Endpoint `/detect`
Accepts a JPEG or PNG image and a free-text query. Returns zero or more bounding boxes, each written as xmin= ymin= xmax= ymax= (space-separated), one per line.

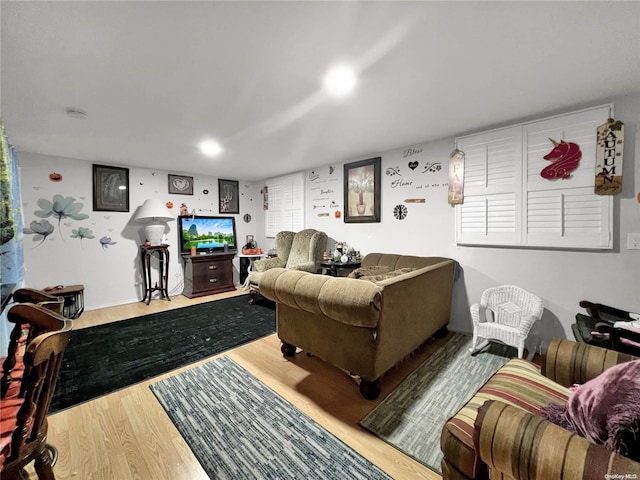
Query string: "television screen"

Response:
xmin=178 ymin=215 xmax=238 ymax=255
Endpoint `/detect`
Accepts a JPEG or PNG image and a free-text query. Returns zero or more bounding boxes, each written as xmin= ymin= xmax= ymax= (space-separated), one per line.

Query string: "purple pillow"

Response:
xmin=541 ymin=359 xmax=640 ymax=461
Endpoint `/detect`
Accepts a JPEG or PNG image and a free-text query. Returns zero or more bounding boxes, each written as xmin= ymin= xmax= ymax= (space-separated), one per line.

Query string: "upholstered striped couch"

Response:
xmin=441 ymin=338 xmax=640 ymax=479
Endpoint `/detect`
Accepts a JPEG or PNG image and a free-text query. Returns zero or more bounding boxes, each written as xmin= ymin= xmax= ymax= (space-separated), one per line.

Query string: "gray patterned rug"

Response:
xmin=359 ymin=333 xmax=515 ymax=474
xmin=150 ymin=356 xmax=391 ymax=480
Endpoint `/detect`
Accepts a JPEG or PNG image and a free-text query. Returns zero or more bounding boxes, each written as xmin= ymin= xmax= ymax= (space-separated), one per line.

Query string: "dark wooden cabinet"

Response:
xmin=182 ymin=253 xmax=236 ymax=298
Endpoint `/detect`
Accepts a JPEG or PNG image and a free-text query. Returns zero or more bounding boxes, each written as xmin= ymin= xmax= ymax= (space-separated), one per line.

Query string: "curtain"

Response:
xmin=1 ymin=120 xmax=25 ymax=352
xmin=1 ymin=120 xmax=24 ymax=288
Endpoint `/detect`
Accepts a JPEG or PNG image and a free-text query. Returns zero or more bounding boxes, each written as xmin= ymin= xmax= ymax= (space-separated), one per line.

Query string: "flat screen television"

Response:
xmin=177 ymin=215 xmax=238 ymax=255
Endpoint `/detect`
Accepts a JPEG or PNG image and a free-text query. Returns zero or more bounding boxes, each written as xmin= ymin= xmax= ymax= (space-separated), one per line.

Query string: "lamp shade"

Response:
xmin=134 ymin=199 xmax=175 ymax=223
xmin=134 ymin=199 xmax=175 ymax=245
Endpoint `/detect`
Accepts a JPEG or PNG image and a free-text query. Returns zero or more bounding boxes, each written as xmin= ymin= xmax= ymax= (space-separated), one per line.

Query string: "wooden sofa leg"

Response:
xmin=359 ymin=379 xmax=381 ymax=400
xmin=433 ymin=325 xmax=449 ymax=339
xmin=281 ymin=342 xmax=296 ymax=357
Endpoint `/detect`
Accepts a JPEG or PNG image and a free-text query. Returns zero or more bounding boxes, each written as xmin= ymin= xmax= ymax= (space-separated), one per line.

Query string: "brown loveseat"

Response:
xmin=441 ymin=338 xmax=640 ymax=479
xmin=259 ymin=253 xmax=457 ymax=399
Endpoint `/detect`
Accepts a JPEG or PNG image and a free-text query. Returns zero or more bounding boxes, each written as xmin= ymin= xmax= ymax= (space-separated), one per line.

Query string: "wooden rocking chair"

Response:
xmin=0 ymin=303 xmax=72 ymax=480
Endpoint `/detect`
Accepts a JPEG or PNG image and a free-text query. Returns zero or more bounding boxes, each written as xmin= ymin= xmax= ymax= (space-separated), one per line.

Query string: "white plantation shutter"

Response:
xmin=456 ymin=105 xmax=613 ymax=249
xmin=265 ymin=173 xmax=304 ymax=238
xmin=456 ymin=126 xmax=522 ymax=245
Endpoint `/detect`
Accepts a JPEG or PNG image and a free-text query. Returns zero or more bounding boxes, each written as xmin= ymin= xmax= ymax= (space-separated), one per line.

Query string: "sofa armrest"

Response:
xmin=259 ymin=268 xmax=383 ymax=328
xmin=253 ymin=257 xmax=286 ymax=272
xmin=476 ymin=400 xmax=640 ymax=479
xmin=287 ymin=261 xmax=317 ymax=273
xmin=543 ymin=338 xmax=638 ymax=387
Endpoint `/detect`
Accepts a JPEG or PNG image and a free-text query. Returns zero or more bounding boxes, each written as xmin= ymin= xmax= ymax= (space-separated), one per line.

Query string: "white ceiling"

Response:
xmin=2 ymin=1 xmax=639 ymax=182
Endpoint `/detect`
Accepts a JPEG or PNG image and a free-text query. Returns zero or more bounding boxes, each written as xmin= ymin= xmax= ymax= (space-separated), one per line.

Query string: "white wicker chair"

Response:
xmin=469 ymin=285 xmax=544 ymax=358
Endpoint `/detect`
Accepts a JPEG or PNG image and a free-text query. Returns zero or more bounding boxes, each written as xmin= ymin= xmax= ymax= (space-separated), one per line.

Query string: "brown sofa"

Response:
xmin=441 ymin=338 xmax=640 ymax=479
xmin=259 ymin=253 xmax=457 ymax=399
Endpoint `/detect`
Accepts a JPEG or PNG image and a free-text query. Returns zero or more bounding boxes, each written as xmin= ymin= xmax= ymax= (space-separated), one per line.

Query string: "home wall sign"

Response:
xmin=540 ymin=139 xmax=582 ymax=180
xmin=594 ymin=118 xmax=624 ymax=195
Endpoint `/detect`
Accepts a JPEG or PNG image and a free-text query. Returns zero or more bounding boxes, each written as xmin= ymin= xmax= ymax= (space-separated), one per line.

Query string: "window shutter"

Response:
xmin=456 ymin=126 xmax=522 ymax=245
xmin=456 ymin=104 xmax=613 ymax=249
xmin=523 ymin=105 xmax=612 ymax=248
xmin=265 ymin=173 xmax=304 ymax=238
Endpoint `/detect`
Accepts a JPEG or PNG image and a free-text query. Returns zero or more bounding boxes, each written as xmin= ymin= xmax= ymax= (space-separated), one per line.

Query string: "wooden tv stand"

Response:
xmin=182 ymin=252 xmax=236 ymax=298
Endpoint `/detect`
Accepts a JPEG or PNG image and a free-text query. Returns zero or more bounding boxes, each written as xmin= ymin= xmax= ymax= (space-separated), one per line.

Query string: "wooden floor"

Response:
xmin=35 ymin=290 xmax=448 ymax=480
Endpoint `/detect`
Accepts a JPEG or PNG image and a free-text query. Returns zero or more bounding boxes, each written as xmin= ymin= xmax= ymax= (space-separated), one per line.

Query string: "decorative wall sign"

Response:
xmin=93 ymin=164 xmax=130 ymax=212
xmin=595 ymin=118 xmax=624 ymax=195
xmin=218 ymin=179 xmax=239 ymax=214
xmin=168 ymin=174 xmax=194 ymax=195
xmin=404 ymin=198 xmax=425 ymax=203
xmin=540 ymin=139 xmax=582 ymax=180
xmin=344 ymin=157 xmax=381 ymax=223
xmin=448 ymin=149 xmax=464 ymax=204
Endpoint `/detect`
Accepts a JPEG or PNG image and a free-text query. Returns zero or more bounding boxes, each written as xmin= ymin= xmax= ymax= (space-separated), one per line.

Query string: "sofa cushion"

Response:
xmin=347 ymin=265 xmax=391 ymax=278
xmin=356 ymin=267 xmax=417 ymax=283
xmin=542 ymin=359 xmax=640 ymax=461
xmin=441 ymin=358 xmax=570 ymax=479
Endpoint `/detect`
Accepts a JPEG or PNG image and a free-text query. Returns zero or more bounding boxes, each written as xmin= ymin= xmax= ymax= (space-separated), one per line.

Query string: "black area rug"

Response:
xmin=50 ymin=295 xmax=275 ymax=413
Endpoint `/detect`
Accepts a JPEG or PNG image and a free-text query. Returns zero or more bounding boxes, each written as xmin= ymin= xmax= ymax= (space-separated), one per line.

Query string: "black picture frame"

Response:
xmin=92 ymin=164 xmax=130 ymax=212
xmin=168 ymin=174 xmax=194 ymax=195
xmin=218 ymin=179 xmax=239 ymax=214
xmin=344 ymin=157 xmax=381 ymax=223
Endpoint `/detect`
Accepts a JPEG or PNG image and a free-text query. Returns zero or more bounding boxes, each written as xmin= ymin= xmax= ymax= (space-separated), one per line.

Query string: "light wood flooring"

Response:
xmin=35 ymin=290 xmax=448 ymax=480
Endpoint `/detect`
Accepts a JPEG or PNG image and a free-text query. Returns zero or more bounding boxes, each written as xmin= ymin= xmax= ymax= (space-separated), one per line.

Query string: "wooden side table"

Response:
xmin=320 ymin=261 xmax=361 ymax=277
xmin=140 ymin=245 xmax=171 ymax=305
xmin=45 ymin=284 xmax=85 ymax=319
xmin=238 ymin=253 xmax=266 ymax=289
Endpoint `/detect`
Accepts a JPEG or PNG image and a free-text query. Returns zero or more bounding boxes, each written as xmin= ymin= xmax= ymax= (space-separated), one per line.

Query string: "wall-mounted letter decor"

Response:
xmin=595 ymin=118 xmax=624 ymax=195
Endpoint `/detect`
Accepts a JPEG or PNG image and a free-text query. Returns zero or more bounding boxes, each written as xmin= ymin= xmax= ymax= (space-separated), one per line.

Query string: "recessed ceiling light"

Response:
xmin=323 ymin=65 xmax=357 ymax=97
xmin=199 ymin=140 xmax=222 ymax=157
xmin=66 ymin=108 xmax=88 ymax=120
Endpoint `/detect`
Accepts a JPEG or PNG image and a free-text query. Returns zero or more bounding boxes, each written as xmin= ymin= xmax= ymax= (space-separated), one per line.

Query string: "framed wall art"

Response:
xmin=92 ymin=164 xmax=130 ymax=212
xmin=218 ymin=179 xmax=239 ymax=214
xmin=168 ymin=174 xmax=194 ymax=195
xmin=344 ymin=157 xmax=381 ymax=223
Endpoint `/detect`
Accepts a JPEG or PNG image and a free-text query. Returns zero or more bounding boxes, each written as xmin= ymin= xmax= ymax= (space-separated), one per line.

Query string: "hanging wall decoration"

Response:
xmin=447 ymin=149 xmax=465 ymax=204
xmin=594 ymin=118 xmax=624 ymax=195
xmin=540 ymin=139 xmax=582 ymax=180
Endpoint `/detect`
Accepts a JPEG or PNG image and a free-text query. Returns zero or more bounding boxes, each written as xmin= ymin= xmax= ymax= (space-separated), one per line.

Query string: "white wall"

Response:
xmin=258 ymin=94 xmax=640 ymax=351
xmin=19 ymin=153 xmax=261 ymax=310
xmin=17 ymin=94 xmax=640 ymax=350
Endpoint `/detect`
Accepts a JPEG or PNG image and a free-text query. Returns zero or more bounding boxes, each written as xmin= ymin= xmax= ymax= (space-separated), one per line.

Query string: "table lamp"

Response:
xmin=134 ymin=199 xmax=175 ymax=245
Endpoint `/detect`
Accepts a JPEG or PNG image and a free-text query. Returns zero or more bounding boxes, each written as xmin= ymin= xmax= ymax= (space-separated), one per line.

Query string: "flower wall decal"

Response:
xmin=71 ymin=227 xmax=94 ymax=245
xmin=99 ymin=236 xmax=117 ymax=249
xmin=34 ymin=194 xmax=90 ymax=240
xmin=23 ymin=219 xmax=54 ymax=247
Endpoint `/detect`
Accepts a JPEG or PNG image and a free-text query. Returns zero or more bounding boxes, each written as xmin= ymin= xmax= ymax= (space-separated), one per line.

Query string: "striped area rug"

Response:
xmin=359 ymin=333 xmax=515 ymax=474
xmin=150 ymin=356 xmax=391 ymax=480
